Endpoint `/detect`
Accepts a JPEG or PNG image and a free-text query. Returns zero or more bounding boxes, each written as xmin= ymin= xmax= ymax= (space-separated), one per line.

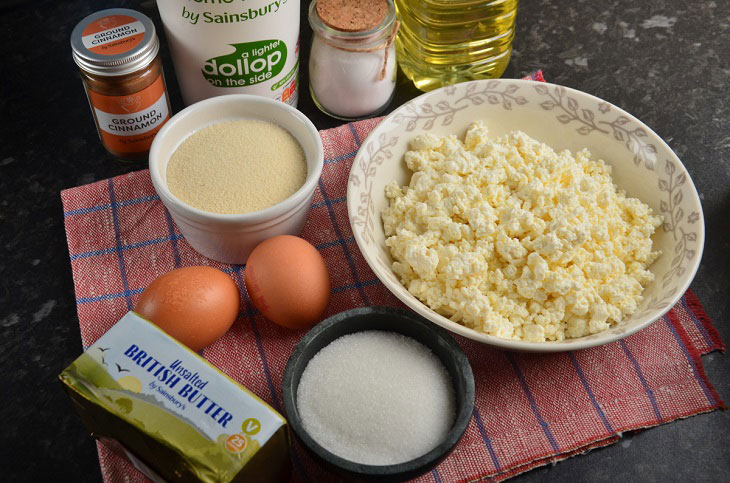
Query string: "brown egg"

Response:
xmin=135 ymin=266 xmax=240 ymax=351
xmin=244 ymin=235 xmax=331 ymax=329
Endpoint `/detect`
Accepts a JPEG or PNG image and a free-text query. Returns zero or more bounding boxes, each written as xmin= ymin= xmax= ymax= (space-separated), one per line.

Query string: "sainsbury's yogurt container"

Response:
xmin=156 ymin=0 xmax=300 ymax=106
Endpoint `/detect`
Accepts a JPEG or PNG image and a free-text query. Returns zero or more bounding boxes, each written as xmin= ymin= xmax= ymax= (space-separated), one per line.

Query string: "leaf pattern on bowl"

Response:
xmin=658 ymin=159 xmax=697 ymax=288
xmin=633 ymin=287 xmax=677 ymax=321
xmin=349 ymin=132 xmax=399 ymax=246
xmin=533 ymin=84 xmax=659 ymax=169
xmin=534 ymin=84 xmax=608 ymax=135
xmin=599 ymin=117 xmax=658 ymax=169
xmin=392 ymin=81 xmax=528 ymax=131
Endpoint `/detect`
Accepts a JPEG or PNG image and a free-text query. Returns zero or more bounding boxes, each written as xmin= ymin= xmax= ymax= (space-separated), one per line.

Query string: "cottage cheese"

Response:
xmin=382 ymin=122 xmax=662 ymax=342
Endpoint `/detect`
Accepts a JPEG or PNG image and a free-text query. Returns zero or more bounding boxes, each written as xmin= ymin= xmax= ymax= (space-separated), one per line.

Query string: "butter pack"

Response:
xmin=60 ymin=312 xmax=289 ymax=482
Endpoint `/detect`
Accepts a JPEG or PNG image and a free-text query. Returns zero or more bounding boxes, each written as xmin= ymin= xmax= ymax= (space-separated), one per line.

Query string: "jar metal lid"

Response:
xmin=70 ymin=8 xmax=159 ymax=76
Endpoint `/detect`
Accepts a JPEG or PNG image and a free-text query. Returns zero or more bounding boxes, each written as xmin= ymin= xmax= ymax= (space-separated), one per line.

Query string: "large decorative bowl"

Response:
xmin=347 ymin=79 xmax=704 ymax=352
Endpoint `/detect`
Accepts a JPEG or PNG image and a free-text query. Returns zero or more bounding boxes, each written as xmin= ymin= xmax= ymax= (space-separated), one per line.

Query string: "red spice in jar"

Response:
xmin=71 ymin=9 xmax=171 ymax=161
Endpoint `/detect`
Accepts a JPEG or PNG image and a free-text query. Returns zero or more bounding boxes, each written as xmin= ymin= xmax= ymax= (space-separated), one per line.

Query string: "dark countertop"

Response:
xmin=1 ymin=0 xmax=728 ymax=481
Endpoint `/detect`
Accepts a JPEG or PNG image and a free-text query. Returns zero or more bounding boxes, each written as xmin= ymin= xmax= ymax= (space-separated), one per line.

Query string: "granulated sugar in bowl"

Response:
xmin=296 ymin=331 xmax=456 ymax=465
xmin=282 ymin=306 xmax=475 ymax=480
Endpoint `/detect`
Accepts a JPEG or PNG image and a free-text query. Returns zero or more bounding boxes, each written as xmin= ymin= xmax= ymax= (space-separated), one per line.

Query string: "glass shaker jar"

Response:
xmin=308 ymin=0 xmax=398 ymax=120
xmin=71 ymin=8 xmax=171 ymax=161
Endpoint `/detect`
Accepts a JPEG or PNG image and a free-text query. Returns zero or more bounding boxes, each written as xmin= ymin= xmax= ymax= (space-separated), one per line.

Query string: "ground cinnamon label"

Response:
xmin=71 ymin=9 xmax=171 ymax=161
xmin=80 ymin=14 xmax=146 ymax=55
xmin=88 ymin=74 xmax=169 ymax=155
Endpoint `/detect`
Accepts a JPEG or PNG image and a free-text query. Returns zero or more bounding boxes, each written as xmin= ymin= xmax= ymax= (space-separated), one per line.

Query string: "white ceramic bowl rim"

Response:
xmin=149 ymin=94 xmax=324 ymax=225
xmin=347 ymin=79 xmax=705 ymax=352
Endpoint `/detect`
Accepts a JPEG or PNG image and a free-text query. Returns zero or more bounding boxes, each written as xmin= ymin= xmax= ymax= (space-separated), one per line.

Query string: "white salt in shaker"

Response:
xmin=308 ymin=0 xmax=398 ymax=120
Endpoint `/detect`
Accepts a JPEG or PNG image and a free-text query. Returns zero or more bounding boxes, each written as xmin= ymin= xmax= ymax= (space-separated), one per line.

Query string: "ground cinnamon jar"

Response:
xmin=71 ymin=9 xmax=171 ymax=161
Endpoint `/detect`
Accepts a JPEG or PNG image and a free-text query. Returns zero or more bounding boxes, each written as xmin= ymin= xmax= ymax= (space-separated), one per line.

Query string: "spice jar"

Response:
xmin=71 ymin=9 xmax=171 ymax=161
xmin=308 ymin=0 xmax=398 ymax=120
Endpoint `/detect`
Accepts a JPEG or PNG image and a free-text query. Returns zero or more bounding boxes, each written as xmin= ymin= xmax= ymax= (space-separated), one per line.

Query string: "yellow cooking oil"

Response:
xmin=395 ymin=0 xmax=519 ymax=91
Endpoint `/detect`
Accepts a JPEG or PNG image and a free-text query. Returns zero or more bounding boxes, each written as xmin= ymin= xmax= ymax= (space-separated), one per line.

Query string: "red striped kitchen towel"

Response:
xmin=61 ymin=71 xmax=725 ymax=483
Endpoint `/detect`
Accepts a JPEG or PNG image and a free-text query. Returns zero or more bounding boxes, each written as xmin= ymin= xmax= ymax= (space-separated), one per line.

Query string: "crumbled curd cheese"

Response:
xmin=382 ymin=122 xmax=662 ymax=342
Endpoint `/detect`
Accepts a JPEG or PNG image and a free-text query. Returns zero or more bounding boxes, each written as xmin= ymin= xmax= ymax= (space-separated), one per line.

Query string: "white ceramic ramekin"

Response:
xmin=149 ymin=94 xmax=323 ymax=264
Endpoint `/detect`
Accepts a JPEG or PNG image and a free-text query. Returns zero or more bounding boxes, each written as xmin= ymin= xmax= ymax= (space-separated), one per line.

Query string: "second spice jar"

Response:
xmin=308 ymin=0 xmax=398 ymax=120
xmin=70 ymin=8 xmax=171 ymax=161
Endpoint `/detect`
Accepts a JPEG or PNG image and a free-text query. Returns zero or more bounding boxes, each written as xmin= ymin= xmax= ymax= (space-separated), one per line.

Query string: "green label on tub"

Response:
xmin=271 ymin=58 xmax=298 ymax=91
xmin=202 ymin=40 xmax=287 ymax=87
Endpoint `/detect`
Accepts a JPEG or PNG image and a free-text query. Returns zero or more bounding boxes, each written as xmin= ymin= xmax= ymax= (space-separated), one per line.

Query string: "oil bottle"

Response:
xmin=395 ymin=0 xmax=519 ymax=91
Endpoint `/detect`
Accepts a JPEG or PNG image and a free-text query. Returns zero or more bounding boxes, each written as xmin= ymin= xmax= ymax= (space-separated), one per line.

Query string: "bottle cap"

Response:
xmin=70 ymin=8 xmax=159 ymax=76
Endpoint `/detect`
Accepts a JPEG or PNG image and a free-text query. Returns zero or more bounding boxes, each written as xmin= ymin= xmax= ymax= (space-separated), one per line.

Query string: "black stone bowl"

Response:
xmin=282 ymin=306 xmax=475 ymax=481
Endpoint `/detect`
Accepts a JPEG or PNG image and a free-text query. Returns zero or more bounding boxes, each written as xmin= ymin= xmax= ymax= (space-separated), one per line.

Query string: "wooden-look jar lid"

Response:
xmin=316 ymin=0 xmax=388 ymax=32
